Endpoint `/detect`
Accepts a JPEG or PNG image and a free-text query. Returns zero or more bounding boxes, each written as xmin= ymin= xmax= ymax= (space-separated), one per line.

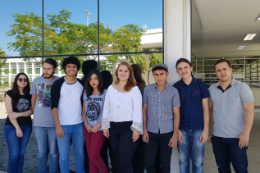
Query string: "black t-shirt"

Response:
xmin=5 ymin=90 xmax=32 ymax=126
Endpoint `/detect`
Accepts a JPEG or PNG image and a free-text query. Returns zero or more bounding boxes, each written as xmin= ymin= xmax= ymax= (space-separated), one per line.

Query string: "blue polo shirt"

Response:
xmin=173 ymin=77 xmax=210 ymax=130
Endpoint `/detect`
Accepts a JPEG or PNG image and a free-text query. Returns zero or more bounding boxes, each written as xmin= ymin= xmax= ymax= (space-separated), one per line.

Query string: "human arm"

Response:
xmin=169 ymin=88 xmax=180 ymax=148
xmin=5 ymin=94 xmax=23 ymax=137
xmin=142 ymin=104 xmax=149 ymax=143
xmin=82 ymin=101 xmax=92 ymax=133
xmin=237 ymin=101 xmax=254 ymax=148
xmin=51 ymin=80 xmax=64 ymax=138
xmin=102 ymin=88 xmax=111 ymax=138
xmin=131 ymin=87 xmax=143 ymax=142
xmin=31 ymin=95 xmax=37 ymax=114
xmin=237 ymin=84 xmax=254 ymax=148
xmin=200 ymin=98 xmax=209 ymax=143
xmin=91 ymin=122 xmax=101 ymax=133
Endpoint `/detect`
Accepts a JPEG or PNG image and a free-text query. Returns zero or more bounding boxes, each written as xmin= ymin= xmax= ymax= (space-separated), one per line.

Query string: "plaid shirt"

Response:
xmin=143 ymin=83 xmax=181 ymax=134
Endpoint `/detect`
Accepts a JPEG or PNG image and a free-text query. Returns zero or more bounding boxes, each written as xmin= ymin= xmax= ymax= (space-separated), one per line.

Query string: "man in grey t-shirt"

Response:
xmin=30 ymin=59 xmax=60 ymax=173
xmin=209 ymin=59 xmax=254 ymax=173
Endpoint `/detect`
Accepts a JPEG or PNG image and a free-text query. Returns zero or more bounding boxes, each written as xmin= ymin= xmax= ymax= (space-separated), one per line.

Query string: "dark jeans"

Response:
xmin=212 ymin=136 xmax=248 ymax=173
xmin=100 ymin=138 xmax=117 ymax=173
xmin=145 ymin=131 xmax=173 ymax=173
xmin=4 ymin=125 xmax=32 ymax=173
xmin=109 ymin=121 xmax=139 ymax=173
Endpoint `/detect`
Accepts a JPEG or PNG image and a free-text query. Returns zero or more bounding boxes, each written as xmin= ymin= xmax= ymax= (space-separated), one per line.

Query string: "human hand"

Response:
xmin=200 ymin=130 xmax=209 ymax=143
xmin=103 ymin=129 xmax=109 ymax=138
xmin=86 ymin=124 xmax=93 ymax=133
xmin=237 ymin=133 xmax=249 ymax=149
xmin=9 ymin=112 xmax=19 ymax=119
xmin=91 ymin=124 xmax=100 ymax=133
xmin=169 ymin=133 xmax=178 ymax=148
xmin=56 ymin=126 xmax=64 ymax=138
xmin=16 ymin=128 xmax=23 ymax=137
xmin=132 ymin=129 xmax=140 ymax=142
xmin=178 ymin=130 xmax=184 ymax=142
xmin=142 ymin=130 xmax=149 ymax=143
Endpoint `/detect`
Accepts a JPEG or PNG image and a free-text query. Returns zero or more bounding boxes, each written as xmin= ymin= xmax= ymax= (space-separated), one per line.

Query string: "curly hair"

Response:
xmin=114 ymin=61 xmax=136 ymax=92
xmin=62 ymin=56 xmax=80 ymax=72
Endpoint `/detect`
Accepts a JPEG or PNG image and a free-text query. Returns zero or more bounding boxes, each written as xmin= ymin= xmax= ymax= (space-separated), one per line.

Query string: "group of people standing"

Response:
xmin=4 ymin=56 xmax=254 ymax=173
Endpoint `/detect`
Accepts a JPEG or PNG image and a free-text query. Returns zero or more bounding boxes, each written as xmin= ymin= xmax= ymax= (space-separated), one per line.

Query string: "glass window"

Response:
xmin=100 ymin=0 xmax=163 ymax=54
xmin=0 ymin=0 xmax=42 ymax=57
xmin=44 ymin=0 xmax=98 ymax=56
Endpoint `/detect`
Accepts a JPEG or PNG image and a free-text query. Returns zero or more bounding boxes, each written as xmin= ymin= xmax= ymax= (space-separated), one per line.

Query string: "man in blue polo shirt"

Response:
xmin=173 ymin=58 xmax=210 ymax=173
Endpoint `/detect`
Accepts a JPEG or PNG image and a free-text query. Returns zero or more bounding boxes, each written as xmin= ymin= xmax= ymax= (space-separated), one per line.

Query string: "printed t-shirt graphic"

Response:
xmin=16 ymin=98 xmax=30 ymax=111
xmin=37 ymin=83 xmax=52 ymax=107
xmin=86 ymin=97 xmax=102 ymax=121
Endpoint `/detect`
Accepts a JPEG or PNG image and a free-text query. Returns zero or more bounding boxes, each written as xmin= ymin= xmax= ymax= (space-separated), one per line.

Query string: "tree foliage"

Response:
xmin=6 ymin=10 xmax=147 ymax=68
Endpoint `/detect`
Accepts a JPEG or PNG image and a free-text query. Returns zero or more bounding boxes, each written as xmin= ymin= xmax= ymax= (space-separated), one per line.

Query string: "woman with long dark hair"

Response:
xmin=4 ymin=73 xmax=33 ymax=173
xmin=102 ymin=61 xmax=143 ymax=173
xmin=82 ymin=69 xmax=108 ymax=173
xmin=100 ymin=70 xmax=117 ymax=173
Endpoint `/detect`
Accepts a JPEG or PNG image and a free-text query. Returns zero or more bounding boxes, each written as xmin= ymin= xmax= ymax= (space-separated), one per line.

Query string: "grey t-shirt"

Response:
xmin=83 ymin=90 xmax=107 ymax=131
xmin=209 ymin=79 xmax=254 ymax=138
xmin=30 ymin=76 xmax=60 ymax=127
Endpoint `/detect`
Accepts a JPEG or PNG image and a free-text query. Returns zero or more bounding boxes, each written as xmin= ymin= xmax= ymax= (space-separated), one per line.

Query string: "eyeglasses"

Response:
xmin=18 ymin=78 xmax=28 ymax=82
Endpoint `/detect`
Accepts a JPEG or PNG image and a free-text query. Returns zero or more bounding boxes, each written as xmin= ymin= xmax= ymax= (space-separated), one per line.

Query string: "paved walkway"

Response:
xmin=0 ymin=101 xmax=260 ymax=172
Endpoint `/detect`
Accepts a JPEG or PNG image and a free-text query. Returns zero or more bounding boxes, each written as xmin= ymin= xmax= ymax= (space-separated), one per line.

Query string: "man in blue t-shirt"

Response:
xmin=173 ymin=58 xmax=210 ymax=173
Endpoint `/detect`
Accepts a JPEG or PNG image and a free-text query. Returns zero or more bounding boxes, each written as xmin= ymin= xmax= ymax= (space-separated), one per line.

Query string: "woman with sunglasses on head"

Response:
xmin=102 ymin=61 xmax=143 ymax=173
xmin=82 ymin=69 xmax=108 ymax=173
xmin=4 ymin=73 xmax=33 ymax=173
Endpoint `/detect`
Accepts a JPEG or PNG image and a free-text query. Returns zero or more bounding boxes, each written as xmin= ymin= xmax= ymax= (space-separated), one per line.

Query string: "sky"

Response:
xmin=0 ymin=0 xmax=163 ymax=56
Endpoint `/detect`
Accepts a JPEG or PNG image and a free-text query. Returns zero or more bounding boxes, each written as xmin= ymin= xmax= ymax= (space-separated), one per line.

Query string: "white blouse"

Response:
xmin=101 ymin=85 xmax=143 ymax=134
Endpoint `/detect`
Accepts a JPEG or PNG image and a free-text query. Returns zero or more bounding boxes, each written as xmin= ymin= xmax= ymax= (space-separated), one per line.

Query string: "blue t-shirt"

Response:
xmin=173 ymin=77 xmax=210 ymax=130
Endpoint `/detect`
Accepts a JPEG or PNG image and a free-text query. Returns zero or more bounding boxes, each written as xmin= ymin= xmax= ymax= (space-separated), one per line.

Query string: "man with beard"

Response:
xmin=31 ymin=58 xmax=60 ymax=173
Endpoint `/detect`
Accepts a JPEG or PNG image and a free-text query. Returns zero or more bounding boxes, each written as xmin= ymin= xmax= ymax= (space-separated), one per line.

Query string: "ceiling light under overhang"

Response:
xmin=243 ymin=33 xmax=257 ymax=41
xmin=237 ymin=46 xmax=247 ymax=50
xmin=256 ymin=13 xmax=260 ymax=21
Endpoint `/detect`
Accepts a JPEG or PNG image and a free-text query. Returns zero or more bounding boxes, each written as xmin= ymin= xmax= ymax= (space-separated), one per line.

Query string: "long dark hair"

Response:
xmin=84 ymin=69 xmax=104 ymax=97
xmin=131 ymin=64 xmax=146 ymax=85
xmin=12 ymin=73 xmax=30 ymax=98
xmin=101 ymin=70 xmax=113 ymax=89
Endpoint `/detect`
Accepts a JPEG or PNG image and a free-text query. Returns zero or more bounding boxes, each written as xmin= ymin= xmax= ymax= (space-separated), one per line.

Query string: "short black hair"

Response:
xmin=101 ymin=70 xmax=113 ymax=89
xmin=82 ymin=60 xmax=98 ymax=76
xmin=152 ymin=67 xmax=168 ymax=73
xmin=214 ymin=59 xmax=231 ymax=70
xmin=175 ymin=58 xmax=192 ymax=68
xmin=43 ymin=58 xmax=57 ymax=69
xmin=62 ymin=56 xmax=80 ymax=71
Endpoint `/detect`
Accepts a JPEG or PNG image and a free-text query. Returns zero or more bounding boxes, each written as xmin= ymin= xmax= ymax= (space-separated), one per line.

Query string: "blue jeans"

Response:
xmin=177 ymin=129 xmax=205 ymax=173
xmin=4 ymin=125 xmax=32 ymax=173
xmin=57 ymin=122 xmax=85 ymax=173
xmin=212 ymin=136 xmax=248 ymax=173
xmin=34 ymin=126 xmax=59 ymax=173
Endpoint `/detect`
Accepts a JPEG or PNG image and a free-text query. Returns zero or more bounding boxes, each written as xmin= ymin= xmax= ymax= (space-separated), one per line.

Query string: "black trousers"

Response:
xmin=109 ymin=121 xmax=139 ymax=173
xmin=145 ymin=131 xmax=173 ymax=173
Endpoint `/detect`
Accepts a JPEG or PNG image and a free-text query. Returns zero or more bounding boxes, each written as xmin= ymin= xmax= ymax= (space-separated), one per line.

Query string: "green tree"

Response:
xmin=147 ymin=49 xmax=163 ymax=84
xmin=6 ymin=10 xmax=148 ymax=72
xmin=0 ymin=48 xmax=8 ymax=86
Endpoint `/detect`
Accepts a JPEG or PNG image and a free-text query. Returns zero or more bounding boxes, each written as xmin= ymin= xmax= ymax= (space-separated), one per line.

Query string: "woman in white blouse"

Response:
xmin=102 ymin=61 xmax=143 ymax=173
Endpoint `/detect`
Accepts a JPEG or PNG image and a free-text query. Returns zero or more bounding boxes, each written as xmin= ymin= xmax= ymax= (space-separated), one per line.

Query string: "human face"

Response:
xmin=42 ymin=62 xmax=57 ymax=79
xmin=64 ymin=63 xmax=78 ymax=77
xmin=89 ymin=73 xmax=99 ymax=89
xmin=117 ymin=65 xmax=130 ymax=82
xmin=215 ymin=62 xmax=232 ymax=82
xmin=17 ymin=74 xmax=28 ymax=88
xmin=176 ymin=62 xmax=193 ymax=79
xmin=153 ymin=69 xmax=169 ymax=86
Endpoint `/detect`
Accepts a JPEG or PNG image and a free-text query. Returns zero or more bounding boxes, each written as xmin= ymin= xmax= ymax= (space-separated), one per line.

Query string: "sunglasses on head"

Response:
xmin=18 ymin=78 xmax=28 ymax=82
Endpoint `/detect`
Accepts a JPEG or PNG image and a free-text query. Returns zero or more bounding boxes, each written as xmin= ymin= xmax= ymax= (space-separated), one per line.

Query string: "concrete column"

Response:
xmin=164 ymin=0 xmax=191 ymax=84
xmin=164 ymin=0 xmax=191 ymax=173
